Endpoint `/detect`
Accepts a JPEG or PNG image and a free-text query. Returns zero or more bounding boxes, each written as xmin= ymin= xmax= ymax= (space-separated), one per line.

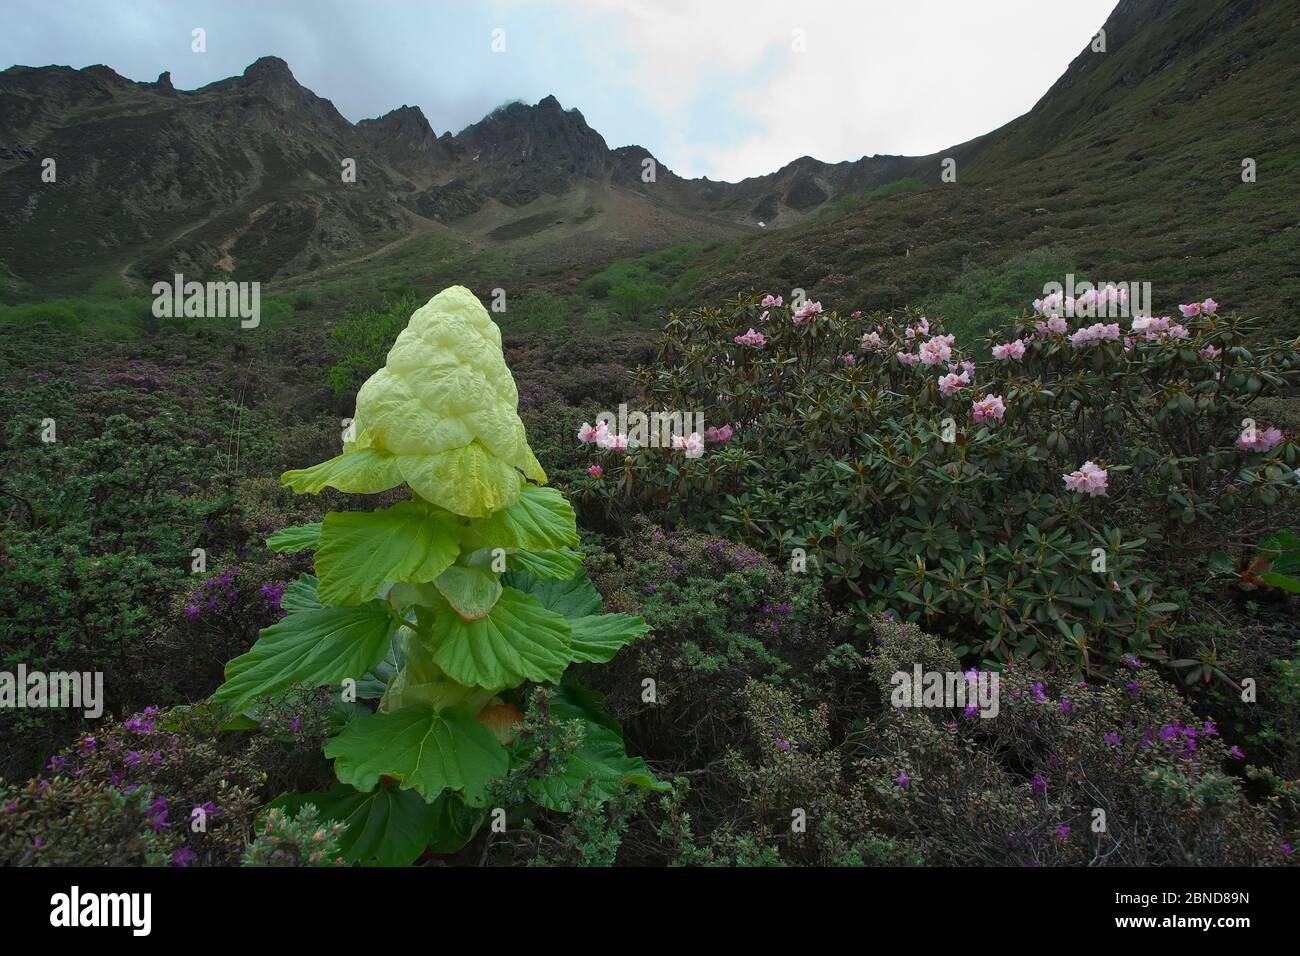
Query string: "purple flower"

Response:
xmin=172 ymin=846 xmax=197 ymax=867
xmin=1103 ymin=733 xmax=1122 ymax=746
xmin=1228 ymin=745 xmax=1245 ymax=759
xmin=47 ymin=755 xmax=67 ymax=773
xmin=1055 ymin=825 xmax=1071 ymax=838
xmin=894 ymin=770 xmax=911 ymax=788
xmin=1032 ymin=773 xmax=1046 ymax=795
xmin=124 ymin=751 xmax=142 ymax=767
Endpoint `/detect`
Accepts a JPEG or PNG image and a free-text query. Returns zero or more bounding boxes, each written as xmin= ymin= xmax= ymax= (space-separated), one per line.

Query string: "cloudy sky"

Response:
xmin=0 ymin=0 xmax=1118 ymax=181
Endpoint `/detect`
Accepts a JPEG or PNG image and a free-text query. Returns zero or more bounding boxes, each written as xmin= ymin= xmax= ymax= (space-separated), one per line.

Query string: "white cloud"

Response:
xmin=566 ymin=0 xmax=1118 ymax=179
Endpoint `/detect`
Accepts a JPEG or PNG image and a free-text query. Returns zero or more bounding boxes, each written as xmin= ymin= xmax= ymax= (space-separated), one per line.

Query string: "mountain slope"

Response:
xmin=668 ymin=0 xmax=1300 ymax=334
xmin=0 ymin=58 xmax=920 ymax=296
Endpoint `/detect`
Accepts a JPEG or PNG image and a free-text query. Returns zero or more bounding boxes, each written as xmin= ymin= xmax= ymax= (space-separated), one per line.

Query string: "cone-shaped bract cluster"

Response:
xmin=284 ymin=285 xmax=546 ymax=517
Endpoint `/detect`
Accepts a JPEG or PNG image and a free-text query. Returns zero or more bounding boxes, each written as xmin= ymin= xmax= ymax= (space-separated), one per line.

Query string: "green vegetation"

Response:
xmin=809 ymin=176 xmax=927 ymax=222
xmin=925 ymin=247 xmax=1077 ymax=341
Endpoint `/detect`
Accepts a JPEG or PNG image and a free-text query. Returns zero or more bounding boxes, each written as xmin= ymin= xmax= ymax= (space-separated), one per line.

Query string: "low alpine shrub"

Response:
xmin=579 ymin=291 xmax=1300 ymax=672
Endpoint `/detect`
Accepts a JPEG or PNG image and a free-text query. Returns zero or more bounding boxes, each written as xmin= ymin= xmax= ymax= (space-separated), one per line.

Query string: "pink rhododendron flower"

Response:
xmin=1035 ymin=313 xmax=1068 ymax=335
xmin=792 ymin=300 xmax=823 ymax=325
xmin=761 ymin=294 xmax=783 ymax=307
xmin=992 ymin=339 xmax=1026 ymax=360
xmin=971 ymin=394 xmax=1006 ymax=423
xmin=603 ymin=432 xmax=628 ymax=452
xmin=918 ymin=335 xmax=954 ymax=366
xmin=938 ymin=370 xmax=969 ymax=396
xmin=1236 ymin=425 xmax=1283 ymax=453
xmin=898 ymin=351 xmax=921 ymax=367
xmin=1035 ymin=292 xmax=1064 ymax=316
xmin=734 ymin=328 xmax=766 ymax=347
xmin=671 ymin=432 xmax=705 ymax=458
xmin=1199 ymin=345 xmax=1221 ymax=360
xmin=1069 ymin=323 xmax=1121 ymax=347
xmin=587 ymin=465 xmax=603 ymax=478
xmin=1202 ymin=297 xmax=1218 ymax=313
xmin=860 ymin=331 xmax=883 ymax=350
xmin=1062 ymin=460 xmax=1109 ymax=497
xmin=704 ymin=424 xmax=733 ymax=443
xmin=577 ymin=422 xmax=601 ymax=444
xmin=1178 ymin=302 xmax=1202 ymax=318
xmin=840 ymin=353 xmax=856 ymax=365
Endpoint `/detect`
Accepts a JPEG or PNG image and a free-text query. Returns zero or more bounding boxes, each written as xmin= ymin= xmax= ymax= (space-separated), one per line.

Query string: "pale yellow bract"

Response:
xmin=283 ymin=285 xmax=546 ymax=517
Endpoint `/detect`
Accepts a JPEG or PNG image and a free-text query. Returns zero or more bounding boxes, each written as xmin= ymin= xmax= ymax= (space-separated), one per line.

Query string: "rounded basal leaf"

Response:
xmin=433 ymin=564 xmax=504 ymax=620
xmin=324 ymin=705 xmax=508 ymax=806
xmin=503 ymin=567 xmax=601 ymax=618
xmin=459 ymin=485 xmax=579 ymax=552
xmin=267 ymin=783 xmax=476 ymax=867
xmin=267 ymin=522 xmax=322 ymax=554
xmin=281 ymin=573 xmax=323 ymax=613
xmin=509 ymin=547 xmax=584 ymax=579
xmin=214 ymin=601 xmax=396 ymax=713
xmin=425 ymin=586 xmax=573 ymax=689
xmin=522 ymin=685 xmax=668 ymax=810
xmin=314 ymin=501 xmax=460 ymax=606
xmin=567 ymin=612 xmax=650 ymax=664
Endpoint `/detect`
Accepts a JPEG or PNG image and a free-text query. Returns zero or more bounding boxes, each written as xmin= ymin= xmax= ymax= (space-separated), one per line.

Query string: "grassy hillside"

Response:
xmin=581 ymin=0 xmax=1300 ymax=339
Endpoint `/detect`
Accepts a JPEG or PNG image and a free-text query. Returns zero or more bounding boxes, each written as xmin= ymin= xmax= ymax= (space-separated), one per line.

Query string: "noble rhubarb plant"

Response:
xmin=214 ymin=285 xmax=664 ymax=865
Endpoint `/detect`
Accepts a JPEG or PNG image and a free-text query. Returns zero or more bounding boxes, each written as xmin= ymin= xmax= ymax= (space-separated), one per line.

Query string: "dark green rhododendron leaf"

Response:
xmin=567 ymin=613 xmax=650 ymax=664
xmin=524 ymin=685 xmax=668 ymax=810
xmin=315 ymin=501 xmax=460 ymax=606
xmin=324 ymin=705 xmax=507 ymax=806
xmin=460 ymin=484 xmax=579 ymax=552
xmin=281 ymin=574 xmax=323 ymax=613
xmin=268 ymin=782 xmax=445 ymax=867
xmin=503 ymin=567 xmax=601 ymax=618
xmin=426 ymin=586 xmax=573 ymax=689
xmin=267 ymin=522 xmax=322 ymax=554
xmin=509 ymin=548 xmax=584 ymax=580
xmin=434 ymin=564 xmax=503 ymax=620
xmin=214 ymin=601 xmax=395 ymax=712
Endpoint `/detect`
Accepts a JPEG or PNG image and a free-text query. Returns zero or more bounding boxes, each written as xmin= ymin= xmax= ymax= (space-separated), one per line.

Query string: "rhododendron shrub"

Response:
xmin=582 ymin=293 xmax=1300 ymax=671
xmin=214 ymin=286 xmax=665 ymax=865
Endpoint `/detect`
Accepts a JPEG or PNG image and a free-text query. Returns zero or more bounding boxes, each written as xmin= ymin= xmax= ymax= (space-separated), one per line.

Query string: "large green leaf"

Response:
xmin=503 ymin=567 xmax=601 ymax=618
xmin=510 ymin=548 xmax=584 ymax=580
xmin=282 ymin=447 xmax=405 ymax=496
xmin=267 ymin=782 xmax=451 ymax=867
xmin=214 ymin=601 xmax=395 ymax=712
xmin=315 ymin=501 xmax=460 ymax=606
xmin=460 ymin=485 xmax=579 ymax=552
xmin=524 ymin=685 xmax=668 ymax=810
xmin=324 ymin=705 xmax=508 ymax=806
xmin=426 ymin=586 xmax=572 ymax=689
xmin=267 ymin=522 xmax=322 ymax=554
xmin=434 ymin=564 xmax=503 ymax=620
xmin=567 ymin=613 xmax=650 ymax=664
xmin=281 ymin=573 xmax=323 ymax=613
